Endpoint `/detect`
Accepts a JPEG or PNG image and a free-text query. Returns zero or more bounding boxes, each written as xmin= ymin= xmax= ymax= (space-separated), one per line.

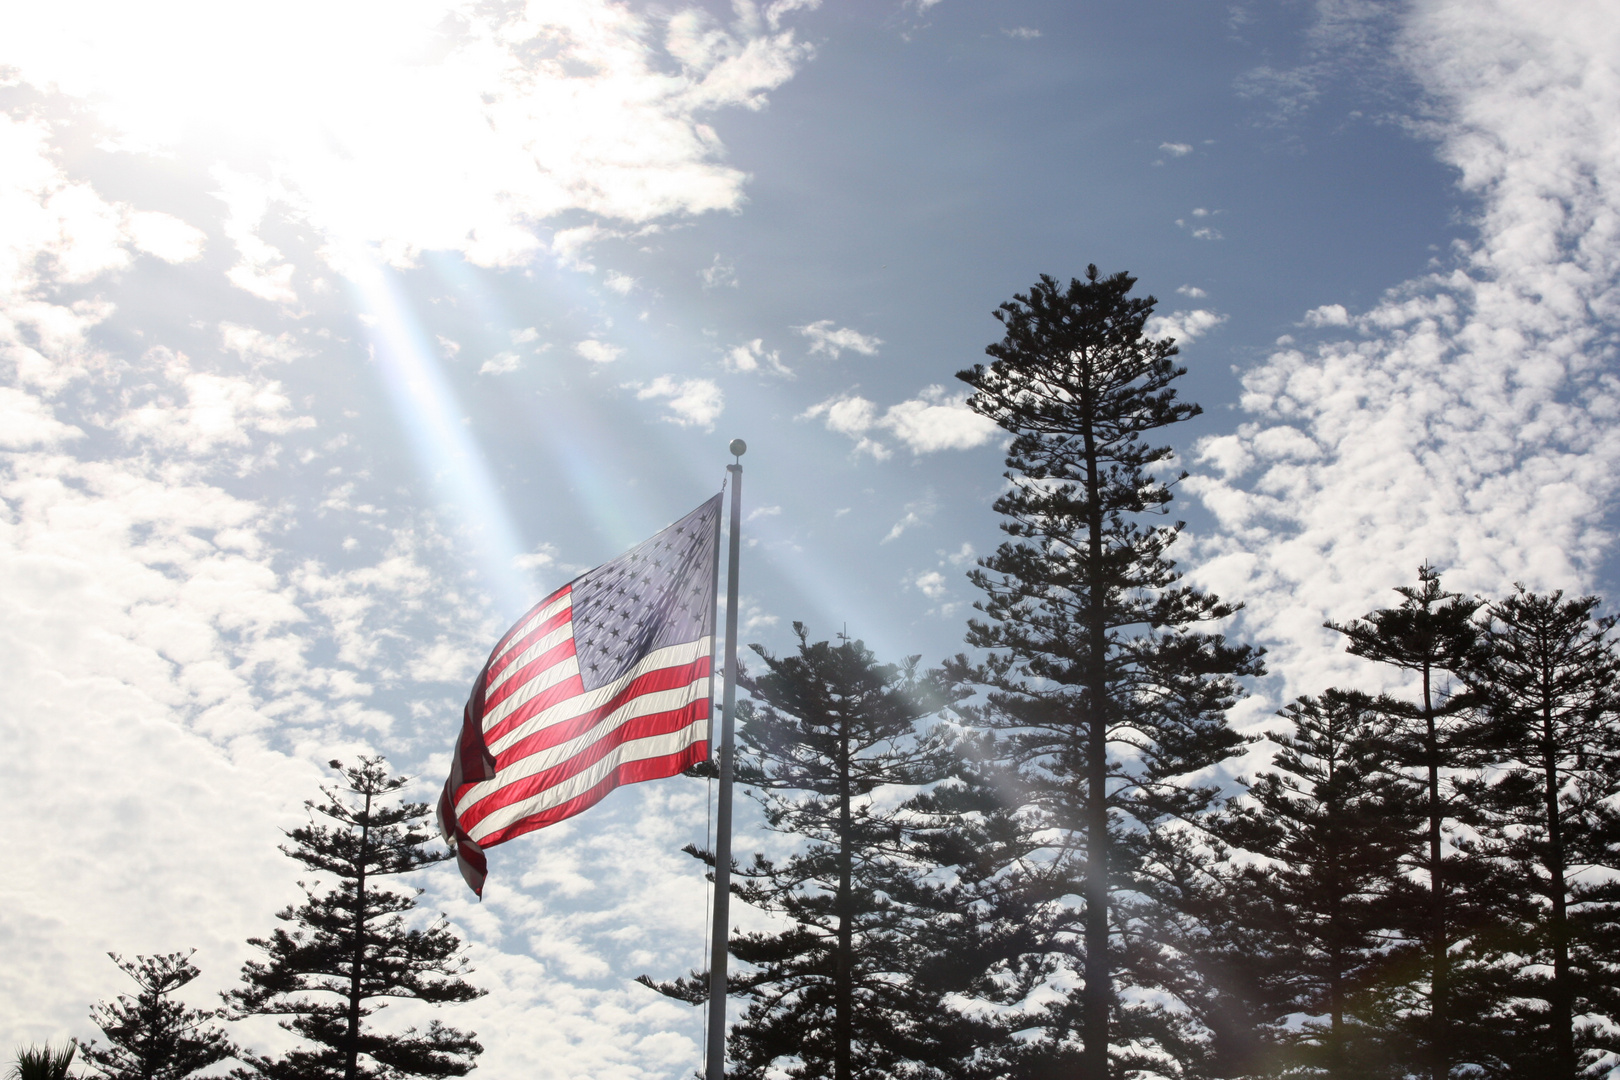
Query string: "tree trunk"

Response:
xmin=1326 ymin=740 xmax=1344 ymax=1071
xmin=347 ymin=793 xmax=371 ymax=1080
xmin=1423 ymin=664 xmax=1446 ymax=1080
xmin=1543 ymin=705 xmax=1574 ymax=1080
xmin=836 ymin=720 xmax=854 ymax=1080
xmin=1329 ymin=901 xmax=1344 ymax=1072
xmin=1081 ymin=403 xmax=1111 ymax=1080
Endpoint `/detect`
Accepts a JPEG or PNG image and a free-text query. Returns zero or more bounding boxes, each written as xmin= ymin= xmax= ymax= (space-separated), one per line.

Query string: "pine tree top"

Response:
xmin=283 ymin=757 xmax=452 ymax=879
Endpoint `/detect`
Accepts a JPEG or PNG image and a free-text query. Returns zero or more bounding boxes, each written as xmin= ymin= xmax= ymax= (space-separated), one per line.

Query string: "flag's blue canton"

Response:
xmin=570 ymin=495 xmax=722 ymax=691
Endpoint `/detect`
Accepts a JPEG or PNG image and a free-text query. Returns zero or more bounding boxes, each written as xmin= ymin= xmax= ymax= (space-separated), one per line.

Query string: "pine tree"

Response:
xmin=228 ymin=757 xmax=483 ymax=1080
xmin=897 ymin=728 xmax=1074 ymax=1080
xmin=1118 ymin=819 xmax=1255 ymax=1080
xmin=1325 ymin=566 xmax=1486 ymax=1080
xmin=648 ymin=627 xmax=961 ymax=1080
xmin=1465 ymin=589 xmax=1620 ymax=1079
xmin=955 ymin=267 xmax=1263 ymax=1076
xmin=80 ymin=951 xmax=236 ymax=1080
xmin=1222 ymin=691 xmax=1419 ymax=1076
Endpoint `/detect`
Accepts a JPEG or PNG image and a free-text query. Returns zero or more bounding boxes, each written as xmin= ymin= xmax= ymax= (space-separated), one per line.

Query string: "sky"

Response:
xmin=3 ymin=0 xmax=1619 ymax=1075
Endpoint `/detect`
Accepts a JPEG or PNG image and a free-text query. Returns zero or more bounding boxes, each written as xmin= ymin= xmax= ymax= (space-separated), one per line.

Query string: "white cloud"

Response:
xmin=1302 ymin=303 xmax=1351 ymax=327
xmin=884 ymin=513 xmax=922 ymax=543
xmin=719 ymin=593 xmax=780 ymax=637
xmin=126 ymin=210 xmax=206 ymax=262
xmin=800 ymin=393 xmax=887 ymax=458
xmin=0 ymin=115 xmax=136 ymax=389
xmin=437 ymin=334 xmax=461 ymax=358
xmin=804 ymin=385 xmax=1000 ymax=459
xmin=748 ymin=505 xmax=782 ymax=521
xmin=724 ymin=338 xmax=790 ymax=376
xmin=603 ymin=271 xmax=636 ymax=295
xmin=1002 ymin=27 xmax=1041 ymax=40
xmin=1145 ymin=308 xmax=1228 ymax=344
xmin=511 ymin=327 xmax=540 ymax=345
xmin=1187 ymin=0 xmax=1620 ymax=704
xmin=513 ymin=543 xmax=559 ymax=571
xmin=110 ymin=349 xmax=316 ymax=455
xmin=1177 ymin=284 xmax=1207 ymax=298
xmin=0 ymin=386 xmax=83 ymax=448
xmin=214 ymin=171 xmax=298 ymax=303
xmin=1175 ymin=208 xmax=1224 ymax=241
xmin=700 ymin=254 xmax=738 ymax=289
xmin=914 ymin=570 xmax=947 ymax=598
xmin=882 ymin=386 xmax=1001 ymax=452
xmin=550 ymin=225 xmax=609 ymax=273
xmin=480 ymin=351 xmax=523 ymax=375
xmin=1159 ymin=141 xmax=1194 ymax=156
xmin=222 ymin=322 xmax=306 ymax=365
xmin=634 ymin=375 xmax=724 ymax=429
xmin=795 ymin=319 xmax=882 ymax=358
xmin=407 ymin=636 xmax=482 ymax=683
xmin=575 ymin=339 xmax=623 ymax=365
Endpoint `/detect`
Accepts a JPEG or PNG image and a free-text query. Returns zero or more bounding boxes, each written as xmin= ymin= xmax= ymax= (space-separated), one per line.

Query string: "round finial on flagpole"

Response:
xmin=729 ymin=438 xmax=747 ymax=458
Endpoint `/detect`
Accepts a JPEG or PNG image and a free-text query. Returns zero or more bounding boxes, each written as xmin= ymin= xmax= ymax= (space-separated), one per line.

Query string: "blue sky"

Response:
xmin=4 ymin=1 xmax=1619 ymax=1076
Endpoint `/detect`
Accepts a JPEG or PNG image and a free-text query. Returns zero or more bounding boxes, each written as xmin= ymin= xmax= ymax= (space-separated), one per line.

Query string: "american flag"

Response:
xmin=439 ymin=495 xmax=723 ymax=895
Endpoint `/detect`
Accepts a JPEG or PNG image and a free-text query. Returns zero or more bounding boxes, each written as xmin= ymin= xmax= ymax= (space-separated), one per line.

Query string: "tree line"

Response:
xmin=643 ymin=269 xmax=1620 ymax=1080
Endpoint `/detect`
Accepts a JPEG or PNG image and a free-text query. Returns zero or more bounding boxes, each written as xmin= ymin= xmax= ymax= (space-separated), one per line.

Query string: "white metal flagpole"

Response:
xmin=706 ymin=438 xmax=745 ymax=1080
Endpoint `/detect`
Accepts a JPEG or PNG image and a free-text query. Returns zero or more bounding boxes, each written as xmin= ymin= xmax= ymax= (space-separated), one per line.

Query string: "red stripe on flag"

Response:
xmin=478 ymin=738 xmax=710 ymax=847
xmin=490 ymin=656 xmax=712 ymax=766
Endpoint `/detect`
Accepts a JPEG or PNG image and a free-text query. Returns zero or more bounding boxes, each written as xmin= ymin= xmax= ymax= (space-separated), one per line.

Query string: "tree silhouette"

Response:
xmin=7 ymin=1044 xmax=77 ymax=1080
xmin=644 ymin=627 xmax=969 ymax=1080
xmin=228 ymin=757 xmax=483 ymax=1080
xmin=1466 ymin=589 xmax=1620 ymax=1079
xmin=80 ymin=951 xmax=235 ymax=1080
xmin=1223 ymin=691 xmax=1418 ymax=1075
xmin=1326 ymin=566 xmax=1484 ymax=1080
xmin=955 ymin=267 xmax=1262 ymax=1076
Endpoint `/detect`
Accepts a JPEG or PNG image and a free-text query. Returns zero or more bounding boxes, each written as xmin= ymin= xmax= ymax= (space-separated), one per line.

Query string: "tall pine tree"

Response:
xmin=228 ymin=757 xmax=483 ymax=1080
xmin=81 ymin=951 xmax=236 ymax=1080
xmin=1222 ymin=691 xmax=1418 ymax=1076
xmin=648 ymin=627 xmax=961 ymax=1080
xmin=956 ymin=267 xmax=1262 ymax=1077
xmin=1466 ymin=589 xmax=1620 ymax=1079
xmin=1326 ymin=566 xmax=1487 ymax=1080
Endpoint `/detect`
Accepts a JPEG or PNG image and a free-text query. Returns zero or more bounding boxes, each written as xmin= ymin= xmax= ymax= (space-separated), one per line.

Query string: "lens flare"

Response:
xmin=338 ymin=245 xmax=532 ymax=613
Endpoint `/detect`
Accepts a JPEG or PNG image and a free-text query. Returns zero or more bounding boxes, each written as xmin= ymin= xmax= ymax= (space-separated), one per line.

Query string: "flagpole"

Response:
xmin=707 ymin=438 xmax=745 ymax=1080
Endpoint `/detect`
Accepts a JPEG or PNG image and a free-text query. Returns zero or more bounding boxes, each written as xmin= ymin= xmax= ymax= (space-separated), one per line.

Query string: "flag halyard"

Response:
xmin=439 ymin=494 xmax=723 ymax=895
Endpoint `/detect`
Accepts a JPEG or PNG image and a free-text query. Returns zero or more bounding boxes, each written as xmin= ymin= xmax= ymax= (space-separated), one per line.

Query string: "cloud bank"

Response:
xmin=0 ymin=0 xmax=816 ymax=273
xmin=1189 ymin=0 xmax=1620 ymax=702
